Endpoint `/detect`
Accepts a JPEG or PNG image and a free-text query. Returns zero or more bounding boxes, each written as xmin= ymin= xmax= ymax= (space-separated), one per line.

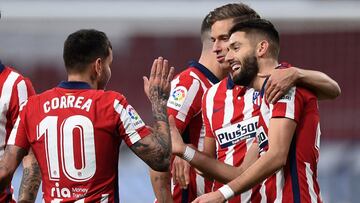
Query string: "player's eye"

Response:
xmin=221 ymin=36 xmax=229 ymax=42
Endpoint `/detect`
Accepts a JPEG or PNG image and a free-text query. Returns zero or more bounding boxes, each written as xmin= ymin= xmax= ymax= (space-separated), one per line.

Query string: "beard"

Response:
xmin=232 ymin=55 xmax=259 ymax=87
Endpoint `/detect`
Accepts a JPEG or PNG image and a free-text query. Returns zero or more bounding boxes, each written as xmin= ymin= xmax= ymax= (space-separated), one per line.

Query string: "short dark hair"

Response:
xmin=229 ymin=18 xmax=280 ymax=58
xmin=63 ymin=29 xmax=112 ymax=73
xmin=207 ymin=3 xmax=260 ymax=27
xmin=200 ymin=13 xmax=212 ymax=42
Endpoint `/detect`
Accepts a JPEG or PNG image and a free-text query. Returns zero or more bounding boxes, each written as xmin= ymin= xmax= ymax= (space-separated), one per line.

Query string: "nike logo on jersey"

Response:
xmin=215 ymin=116 xmax=258 ymax=148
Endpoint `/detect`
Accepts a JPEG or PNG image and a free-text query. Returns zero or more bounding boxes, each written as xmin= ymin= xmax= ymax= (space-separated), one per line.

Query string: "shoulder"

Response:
xmin=103 ymin=90 xmax=126 ymax=100
xmin=102 ymin=90 xmax=130 ymax=113
xmin=277 ymin=86 xmax=316 ymax=104
xmin=204 ymin=78 xmax=226 ymax=97
xmin=2 ymin=66 xmax=34 ymax=89
xmin=294 ymin=86 xmax=316 ymax=97
xmin=173 ymin=68 xmax=202 ymax=85
xmin=26 ymin=88 xmax=53 ymax=105
xmin=3 ymin=66 xmax=25 ymax=79
xmin=171 ymin=70 xmax=203 ymax=95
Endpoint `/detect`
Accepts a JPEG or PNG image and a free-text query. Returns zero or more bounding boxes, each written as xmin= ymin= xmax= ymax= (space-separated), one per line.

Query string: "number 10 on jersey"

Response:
xmin=37 ymin=115 xmax=97 ymax=182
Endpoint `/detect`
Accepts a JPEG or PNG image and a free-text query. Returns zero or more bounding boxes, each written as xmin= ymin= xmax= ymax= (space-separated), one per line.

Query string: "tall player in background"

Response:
xmin=0 ymin=29 xmax=174 ymax=202
xmin=0 ymin=61 xmax=41 ymax=203
xmin=149 ymin=14 xmax=223 ymax=203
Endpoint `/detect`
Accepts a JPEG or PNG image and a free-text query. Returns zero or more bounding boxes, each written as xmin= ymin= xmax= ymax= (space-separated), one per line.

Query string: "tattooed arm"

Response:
xmin=149 ymin=169 xmax=173 ymax=203
xmin=18 ymin=150 xmax=41 ymax=203
xmin=0 ymin=145 xmax=27 ymax=191
xmin=131 ymin=57 xmax=175 ymax=172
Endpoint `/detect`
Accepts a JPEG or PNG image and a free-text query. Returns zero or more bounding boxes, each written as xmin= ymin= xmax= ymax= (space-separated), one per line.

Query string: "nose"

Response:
xmin=225 ymin=50 xmax=233 ymax=62
xmin=212 ymin=40 xmax=221 ymax=54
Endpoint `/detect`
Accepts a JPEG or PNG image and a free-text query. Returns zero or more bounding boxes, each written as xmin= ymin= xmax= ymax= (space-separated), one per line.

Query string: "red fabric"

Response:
xmin=10 ymin=84 xmax=151 ymax=202
xmin=202 ymin=77 xmax=261 ymax=202
xmin=0 ymin=65 xmax=35 ymax=202
xmin=256 ymin=86 xmax=322 ymax=202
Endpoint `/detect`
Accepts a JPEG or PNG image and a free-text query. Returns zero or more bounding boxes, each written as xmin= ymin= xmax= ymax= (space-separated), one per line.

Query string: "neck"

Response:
xmin=199 ymin=50 xmax=228 ymax=80
xmin=67 ymin=73 xmax=97 ymax=89
xmin=252 ymin=58 xmax=278 ymax=91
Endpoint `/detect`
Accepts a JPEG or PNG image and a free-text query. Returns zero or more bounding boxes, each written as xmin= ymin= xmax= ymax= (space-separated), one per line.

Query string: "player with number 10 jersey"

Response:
xmin=4 ymin=29 xmax=173 ymax=203
xmin=9 ymin=82 xmax=150 ymax=202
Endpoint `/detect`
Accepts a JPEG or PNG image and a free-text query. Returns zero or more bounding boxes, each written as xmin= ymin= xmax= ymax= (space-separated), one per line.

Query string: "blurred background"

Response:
xmin=1 ymin=0 xmax=359 ymax=202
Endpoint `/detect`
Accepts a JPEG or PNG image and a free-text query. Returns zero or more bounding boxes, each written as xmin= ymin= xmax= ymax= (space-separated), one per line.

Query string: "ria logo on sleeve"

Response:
xmin=167 ymin=86 xmax=187 ymax=110
xmin=214 ymin=116 xmax=259 ymax=148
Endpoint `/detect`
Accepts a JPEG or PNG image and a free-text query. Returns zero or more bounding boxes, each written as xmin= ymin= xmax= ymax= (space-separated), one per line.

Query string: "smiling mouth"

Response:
xmin=231 ymin=63 xmax=241 ymax=72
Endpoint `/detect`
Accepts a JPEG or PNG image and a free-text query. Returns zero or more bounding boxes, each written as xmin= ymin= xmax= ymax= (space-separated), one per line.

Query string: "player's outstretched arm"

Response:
xmin=0 ymin=145 xmax=27 ymax=191
xmin=18 ymin=149 xmax=41 ymax=203
xmin=170 ymin=116 xmax=257 ymax=184
xmin=192 ymin=118 xmax=296 ymax=203
xmin=132 ymin=57 xmax=175 ymax=172
xmin=260 ymin=67 xmax=341 ymax=103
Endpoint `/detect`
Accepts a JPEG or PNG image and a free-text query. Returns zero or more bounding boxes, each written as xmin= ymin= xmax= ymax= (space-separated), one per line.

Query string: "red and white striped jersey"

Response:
xmin=167 ymin=61 xmax=220 ymax=203
xmin=8 ymin=81 xmax=151 ymax=203
xmin=0 ymin=62 xmax=35 ymax=203
xmin=255 ymin=80 xmax=322 ymax=203
xmin=202 ymin=76 xmax=261 ymax=203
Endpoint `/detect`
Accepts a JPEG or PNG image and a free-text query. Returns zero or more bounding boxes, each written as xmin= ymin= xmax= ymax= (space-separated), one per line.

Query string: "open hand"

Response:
xmin=143 ymin=57 xmax=175 ymax=103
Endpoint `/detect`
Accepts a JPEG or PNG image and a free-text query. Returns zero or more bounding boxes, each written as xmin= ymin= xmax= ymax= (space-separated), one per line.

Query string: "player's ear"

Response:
xmin=256 ymin=40 xmax=269 ymax=57
xmin=94 ymin=58 xmax=102 ymax=77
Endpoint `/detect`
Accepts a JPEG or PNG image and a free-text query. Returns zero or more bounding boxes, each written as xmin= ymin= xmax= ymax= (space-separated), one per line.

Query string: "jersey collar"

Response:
xmin=189 ymin=60 xmax=220 ymax=84
xmin=260 ymin=77 xmax=269 ymax=97
xmin=58 ymin=81 xmax=92 ymax=89
xmin=0 ymin=61 xmax=4 ymax=73
xmin=226 ymin=74 xmax=236 ymax=89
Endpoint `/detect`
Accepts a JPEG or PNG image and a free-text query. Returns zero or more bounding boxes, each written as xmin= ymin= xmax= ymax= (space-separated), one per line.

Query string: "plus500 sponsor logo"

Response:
xmin=215 ymin=116 xmax=258 ymax=148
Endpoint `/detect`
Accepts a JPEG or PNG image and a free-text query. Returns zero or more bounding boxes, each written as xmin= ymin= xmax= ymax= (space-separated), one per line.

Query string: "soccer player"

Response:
xmin=198 ymin=3 xmax=340 ymax=203
xmin=0 ymin=61 xmax=40 ymax=202
xmin=149 ymin=14 xmax=224 ymax=203
xmin=0 ymin=29 xmax=174 ymax=202
xmin=193 ymin=18 xmax=328 ymax=202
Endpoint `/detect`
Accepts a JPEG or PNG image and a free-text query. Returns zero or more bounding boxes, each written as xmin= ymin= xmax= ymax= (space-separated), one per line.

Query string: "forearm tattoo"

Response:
xmin=19 ymin=161 xmax=41 ymax=202
xmin=132 ymin=130 xmax=171 ymax=171
xmin=0 ymin=147 xmax=27 ymax=191
xmin=149 ymin=86 xmax=169 ymax=122
xmin=133 ymin=82 xmax=172 ymax=171
xmin=154 ymin=174 xmax=171 ymax=203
